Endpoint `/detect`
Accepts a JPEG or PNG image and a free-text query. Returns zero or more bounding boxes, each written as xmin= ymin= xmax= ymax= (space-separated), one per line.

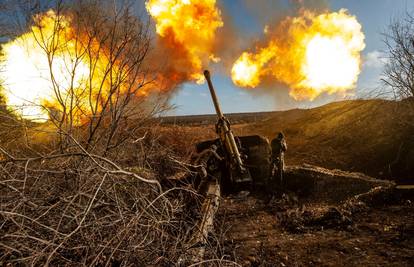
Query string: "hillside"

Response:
xmin=1 ymin=98 xmax=412 ymax=266
xmin=160 ymin=111 xmax=277 ymax=125
xmin=238 ymin=99 xmax=414 ymax=181
xmin=158 ymin=98 xmax=414 ymax=266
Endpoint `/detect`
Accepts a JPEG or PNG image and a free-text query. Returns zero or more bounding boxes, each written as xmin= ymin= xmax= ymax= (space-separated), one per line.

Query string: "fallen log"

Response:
xmin=178 ymin=179 xmax=221 ymax=265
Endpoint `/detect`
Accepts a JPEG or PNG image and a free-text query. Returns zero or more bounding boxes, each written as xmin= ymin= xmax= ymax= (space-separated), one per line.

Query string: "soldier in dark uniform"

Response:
xmin=271 ymin=132 xmax=287 ymax=184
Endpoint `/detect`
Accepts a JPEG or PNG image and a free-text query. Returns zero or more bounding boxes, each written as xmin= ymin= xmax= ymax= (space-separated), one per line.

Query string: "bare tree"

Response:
xmin=382 ymin=12 xmax=414 ymax=101
xmin=0 ymin=2 xmax=210 ymax=265
xmin=0 ymin=0 xmax=174 ymax=157
xmin=19 ymin=0 xmax=170 ymax=154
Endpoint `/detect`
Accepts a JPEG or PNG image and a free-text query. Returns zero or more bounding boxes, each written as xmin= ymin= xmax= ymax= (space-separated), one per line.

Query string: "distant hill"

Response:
xmin=160 ymin=111 xmax=278 ymax=125
xmin=161 ymin=99 xmax=413 ymax=181
xmin=239 ymin=99 xmax=414 ymax=181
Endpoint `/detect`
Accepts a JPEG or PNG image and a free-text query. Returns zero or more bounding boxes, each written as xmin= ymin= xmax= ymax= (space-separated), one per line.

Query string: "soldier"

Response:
xmin=194 ymin=144 xmax=223 ymax=193
xmin=271 ymin=132 xmax=287 ymax=184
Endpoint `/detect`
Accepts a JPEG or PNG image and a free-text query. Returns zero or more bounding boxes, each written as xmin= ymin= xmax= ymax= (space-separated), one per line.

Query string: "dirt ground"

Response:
xmin=215 ymin=192 xmax=414 ymax=266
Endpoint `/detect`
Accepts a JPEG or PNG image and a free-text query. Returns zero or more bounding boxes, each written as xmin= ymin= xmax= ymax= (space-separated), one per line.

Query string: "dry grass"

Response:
xmin=159 ymin=99 xmax=414 ymax=181
xmin=239 ymin=99 xmax=414 ymax=180
xmin=0 ymin=113 xmax=240 ymax=266
xmin=0 ymin=114 xmax=201 ymax=266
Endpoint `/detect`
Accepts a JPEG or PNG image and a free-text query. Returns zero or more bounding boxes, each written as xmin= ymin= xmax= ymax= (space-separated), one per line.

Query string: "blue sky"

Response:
xmin=167 ymin=0 xmax=414 ymax=115
xmin=2 ymin=0 xmax=412 ymax=115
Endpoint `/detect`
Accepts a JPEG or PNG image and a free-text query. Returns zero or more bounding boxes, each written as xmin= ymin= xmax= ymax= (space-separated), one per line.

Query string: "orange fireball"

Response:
xmin=0 ymin=10 xmax=148 ymax=123
xmin=146 ymin=0 xmax=223 ymax=83
xmin=1 ymin=11 xmax=85 ymax=121
xmin=231 ymin=9 xmax=366 ymax=100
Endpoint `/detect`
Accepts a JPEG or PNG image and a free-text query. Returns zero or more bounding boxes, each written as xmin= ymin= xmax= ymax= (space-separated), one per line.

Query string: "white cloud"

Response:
xmin=200 ymin=92 xmax=208 ymax=97
xmin=364 ymin=50 xmax=387 ymax=68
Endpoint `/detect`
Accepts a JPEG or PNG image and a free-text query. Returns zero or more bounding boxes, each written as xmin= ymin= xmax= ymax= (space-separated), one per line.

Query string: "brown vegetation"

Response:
xmin=161 ymin=99 xmax=414 ymax=182
xmin=0 ymin=1 xmax=211 ymax=266
xmin=0 ymin=117 xmax=215 ymax=266
xmin=1 ymin=1 xmax=413 ymax=266
xmin=239 ymin=99 xmax=414 ymax=181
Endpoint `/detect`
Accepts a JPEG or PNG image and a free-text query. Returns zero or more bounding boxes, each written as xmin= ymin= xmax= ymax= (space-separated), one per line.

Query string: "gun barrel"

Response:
xmin=203 ymin=70 xmax=248 ymax=180
xmin=204 ymin=70 xmax=224 ymax=119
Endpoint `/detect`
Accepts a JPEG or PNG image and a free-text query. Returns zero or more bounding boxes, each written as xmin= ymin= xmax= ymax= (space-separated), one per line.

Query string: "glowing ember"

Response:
xmin=146 ymin=0 xmax=223 ymax=83
xmin=231 ymin=9 xmax=366 ymax=100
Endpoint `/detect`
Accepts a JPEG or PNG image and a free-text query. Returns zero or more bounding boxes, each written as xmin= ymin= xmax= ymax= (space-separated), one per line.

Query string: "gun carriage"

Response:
xmin=197 ymin=70 xmax=272 ymax=192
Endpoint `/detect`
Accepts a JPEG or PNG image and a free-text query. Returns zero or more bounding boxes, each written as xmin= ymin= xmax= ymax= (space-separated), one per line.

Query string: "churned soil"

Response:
xmin=215 ymin=192 xmax=414 ymax=266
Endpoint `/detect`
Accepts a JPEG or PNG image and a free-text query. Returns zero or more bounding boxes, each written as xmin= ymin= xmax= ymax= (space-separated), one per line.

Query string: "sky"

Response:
xmin=167 ymin=0 xmax=414 ymax=116
xmin=1 ymin=0 xmax=413 ymax=116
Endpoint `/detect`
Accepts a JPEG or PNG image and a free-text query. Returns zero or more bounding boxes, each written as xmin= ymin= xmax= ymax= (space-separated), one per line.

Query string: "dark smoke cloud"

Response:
xmin=211 ymin=1 xmax=244 ymax=75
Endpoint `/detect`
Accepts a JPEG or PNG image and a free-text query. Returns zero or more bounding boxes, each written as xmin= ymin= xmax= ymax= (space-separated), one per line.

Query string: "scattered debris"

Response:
xmin=279 ymin=206 xmax=353 ymax=233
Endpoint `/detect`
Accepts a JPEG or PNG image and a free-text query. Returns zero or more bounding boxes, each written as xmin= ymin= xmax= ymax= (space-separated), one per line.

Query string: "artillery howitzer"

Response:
xmin=197 ymin=70 xmax=272 ymax=192
xmin=179 ymin=71 xmax=272 ymax=264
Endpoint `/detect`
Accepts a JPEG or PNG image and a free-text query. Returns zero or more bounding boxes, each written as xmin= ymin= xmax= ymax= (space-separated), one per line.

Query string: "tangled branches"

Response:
xmin=0 ymin=145 xmax=202 ymax=265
